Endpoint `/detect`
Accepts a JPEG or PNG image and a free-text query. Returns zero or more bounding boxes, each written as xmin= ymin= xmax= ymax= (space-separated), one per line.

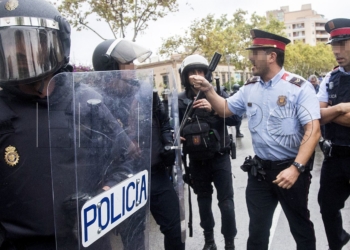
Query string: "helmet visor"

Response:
xmin=107 ymin=39 xmax=152 ymax=64
xmin=0 ymin=26 xmax=64 ymax=86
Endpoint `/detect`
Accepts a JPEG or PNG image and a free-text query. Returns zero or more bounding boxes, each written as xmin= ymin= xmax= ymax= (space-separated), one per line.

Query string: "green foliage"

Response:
xmin=55 ymin=0 xmax=179 ymax=41
xmin=284 ymin=42 xmax=336 ymax=78
xmin=159 ymin=10 xmax=286 ymax=69
xmin=159 ymin=10 xmax=336 ymax=77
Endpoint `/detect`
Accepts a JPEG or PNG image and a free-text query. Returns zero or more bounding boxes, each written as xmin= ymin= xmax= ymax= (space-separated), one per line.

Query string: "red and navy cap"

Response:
xmin=246 ymin=29 xmax=291 ymax=51
xmin=325 ymin=18 xmax=350 ymax=44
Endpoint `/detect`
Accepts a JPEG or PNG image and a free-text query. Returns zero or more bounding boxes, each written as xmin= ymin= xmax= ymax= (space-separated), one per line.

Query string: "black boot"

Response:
xmin=236 ymin=131 xmax=244 ymax=138
xmin=203 ymin=231 xmax=217 ymax=250
xmin=225 ymin=238 xmax=235 ymax=250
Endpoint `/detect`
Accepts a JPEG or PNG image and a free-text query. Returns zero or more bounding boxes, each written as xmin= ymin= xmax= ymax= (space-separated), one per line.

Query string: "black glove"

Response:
xmin=62 ymin=190 xmax=104 ymax=239
xmin=182 ymin=173 xmax=194 ymax=188
xmin=161 ymin=144 xmax=176 ymax=167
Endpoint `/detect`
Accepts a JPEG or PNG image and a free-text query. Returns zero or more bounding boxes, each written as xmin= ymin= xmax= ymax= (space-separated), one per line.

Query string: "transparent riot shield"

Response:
xmin=162 ymin=67 xmax=186 ymax=242
xmin=48 ymin=69 xmax=153 ymax=250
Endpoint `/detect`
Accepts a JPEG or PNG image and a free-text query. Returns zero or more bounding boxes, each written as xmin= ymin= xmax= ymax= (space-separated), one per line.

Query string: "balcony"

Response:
xmin=315 ymin=34 xmax=329 ymax=38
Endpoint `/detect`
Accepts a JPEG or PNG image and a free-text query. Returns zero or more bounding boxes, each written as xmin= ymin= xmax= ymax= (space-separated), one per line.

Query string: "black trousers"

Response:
xmin=190 ymin=153 xmax=237 ymax=239
xmin=235 ymin=119 xmax=242 ymax=132
xmin=318 ymin=156 xmax=350 ymax=250
xmin=246 ymin=168 xmax=315 ymax=250
xmin=150 ymin=167 xmax=185 ymax=250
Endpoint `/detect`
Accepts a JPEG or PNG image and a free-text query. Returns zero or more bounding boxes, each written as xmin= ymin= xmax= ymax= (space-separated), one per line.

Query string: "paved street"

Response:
xmin=149 ymin=117 xmax=350 ymax=250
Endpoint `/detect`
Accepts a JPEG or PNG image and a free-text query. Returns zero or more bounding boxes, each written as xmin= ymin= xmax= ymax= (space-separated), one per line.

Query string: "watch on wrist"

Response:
xmin=292 ymin=162 xmax=305 ymax=173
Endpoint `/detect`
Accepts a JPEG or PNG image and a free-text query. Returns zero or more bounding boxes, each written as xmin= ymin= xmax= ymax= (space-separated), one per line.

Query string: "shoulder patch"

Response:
xmin=281 ymin=72 xmax=289 ymax=80
xmin=244 ymin=76 xmax=260 ymax=85
xmin=289 ymin=77 xmax=305 ymax=87
xmin=330 ymin=66 xmax=340 ymax=76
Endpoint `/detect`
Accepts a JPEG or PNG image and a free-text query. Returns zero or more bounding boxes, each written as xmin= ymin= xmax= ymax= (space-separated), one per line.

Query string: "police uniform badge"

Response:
xmin=329 ymin=82 xmax=334 ymax=90
xmin=5 ymin=0 xmax=19 ymax=11
xmin=192 ymin=135 xmax=201 ymax=145
xmin=4 ymin=145 xmax=19 ymax=167
xmin=277 ymin=95 xmax=287 ymax=106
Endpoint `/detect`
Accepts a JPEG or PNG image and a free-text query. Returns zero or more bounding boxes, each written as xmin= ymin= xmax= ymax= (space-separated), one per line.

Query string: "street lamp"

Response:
xmin=225 ymin=54 xmax=231 ymax=93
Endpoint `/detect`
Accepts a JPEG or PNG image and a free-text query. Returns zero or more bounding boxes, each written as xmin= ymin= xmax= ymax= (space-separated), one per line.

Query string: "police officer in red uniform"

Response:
xmin=190 ymin=30 xmax=320 ymax=250
xmin=317 ymin=18 xmax=350 ymax=250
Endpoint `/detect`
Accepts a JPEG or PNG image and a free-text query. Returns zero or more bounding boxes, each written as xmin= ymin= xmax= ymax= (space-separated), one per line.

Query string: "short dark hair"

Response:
xmin=265 ymin=48 xmax=285 ymax=67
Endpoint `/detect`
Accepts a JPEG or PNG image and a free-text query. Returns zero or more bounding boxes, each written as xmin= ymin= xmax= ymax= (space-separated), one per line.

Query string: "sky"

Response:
xmin=69 ymin=0 xmax=349 ymax=66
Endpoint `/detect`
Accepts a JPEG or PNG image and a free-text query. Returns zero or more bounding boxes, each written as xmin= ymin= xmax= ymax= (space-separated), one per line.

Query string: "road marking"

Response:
xmin=269 ymin=203 xmax=282 ymax=250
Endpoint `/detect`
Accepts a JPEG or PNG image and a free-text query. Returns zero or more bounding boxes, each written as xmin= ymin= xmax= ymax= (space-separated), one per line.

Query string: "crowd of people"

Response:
xmin=1 ymin=1 xmax=350 ymax=250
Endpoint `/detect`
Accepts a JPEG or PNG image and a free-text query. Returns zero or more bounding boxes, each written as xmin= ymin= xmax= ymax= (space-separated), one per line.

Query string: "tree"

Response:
xmin=54 ymin=0 xmax=179 ymax=41
xmin=284 ymin=42 xmax=336 ymax=78
xmin=159 ymin=10 xmax=286 ymax=70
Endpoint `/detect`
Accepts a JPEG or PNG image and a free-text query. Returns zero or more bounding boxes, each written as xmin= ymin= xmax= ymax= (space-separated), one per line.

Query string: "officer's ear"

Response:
xmin=266 ymin=50 xmax=277 ymax=63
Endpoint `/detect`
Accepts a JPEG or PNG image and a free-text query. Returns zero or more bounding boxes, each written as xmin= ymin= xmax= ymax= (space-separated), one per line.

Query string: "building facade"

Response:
xmin=267 ymin=4 xmax=329 ymax=45
xmin=136 ymin=55 xmax=250 ymax=96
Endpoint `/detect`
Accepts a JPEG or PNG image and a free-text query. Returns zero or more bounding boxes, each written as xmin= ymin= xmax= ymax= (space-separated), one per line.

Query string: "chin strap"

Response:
xmin=37 ymin=78 xmax=45 ymax=95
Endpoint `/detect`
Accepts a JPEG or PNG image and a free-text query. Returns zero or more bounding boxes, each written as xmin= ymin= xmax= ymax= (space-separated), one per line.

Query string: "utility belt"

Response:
xmin=182 ymin=118 xmax=236 ymax=160
xmin=320 ymin=139 xmax=350 ymax=158
xmin=255 ymin=156 xmax=294 ymax=170
xmin=241 ymin=155 xmax=312 ymax=181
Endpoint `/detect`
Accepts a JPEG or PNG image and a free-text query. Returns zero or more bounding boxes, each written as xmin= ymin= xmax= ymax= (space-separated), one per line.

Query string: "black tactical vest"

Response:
xmin=325 ymin=69 xmax=350 ymax=146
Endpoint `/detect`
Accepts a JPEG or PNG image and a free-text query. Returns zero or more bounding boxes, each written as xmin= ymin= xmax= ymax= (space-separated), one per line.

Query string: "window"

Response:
xmin=162 ymin=74 xmax=169 ymax=87
xmin=221 ymin=73 xmax=226 ymax=84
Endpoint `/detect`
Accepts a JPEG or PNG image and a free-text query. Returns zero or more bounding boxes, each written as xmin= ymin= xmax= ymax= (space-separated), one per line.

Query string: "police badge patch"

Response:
xmin=4 ymin=145 xmax=19 ymax=167
xmin=277 ymin=95 xmax=287 ymax=106
xmin=192 ymin=135 xmax=201 ymax=146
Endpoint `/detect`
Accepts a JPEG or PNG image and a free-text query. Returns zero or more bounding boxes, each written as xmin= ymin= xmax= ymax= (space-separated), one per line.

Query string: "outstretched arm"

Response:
xmin=191 ymin=75 xmax=233 ymax=117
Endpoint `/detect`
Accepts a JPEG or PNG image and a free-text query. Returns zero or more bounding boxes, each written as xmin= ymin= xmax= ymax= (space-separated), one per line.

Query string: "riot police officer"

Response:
xmin=92 ymin=39 xmax=185 ymax=250
xmin=179 ymin=55 xmax=238 ymax=250
xmin=0 ymin=1 xmax=135 ymax=249
xmin=317 ymin=18 xmax=350 ymax=250
xmin=0 ymin=1 xmax=72 ymax=248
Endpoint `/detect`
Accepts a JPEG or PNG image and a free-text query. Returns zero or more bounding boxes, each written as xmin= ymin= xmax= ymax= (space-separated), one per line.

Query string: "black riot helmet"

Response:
xmin=232 ymin=83 xmax=240 ymax=91
xmin=180 ymin=54 xmax=209 ymax=89
xmin=92 ymin=38 xmax=152 ymax=71
xmin=0 ymin=0 xmax=71 ymax=86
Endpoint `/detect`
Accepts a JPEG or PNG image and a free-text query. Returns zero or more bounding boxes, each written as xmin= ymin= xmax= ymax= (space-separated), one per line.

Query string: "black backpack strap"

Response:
xmin=187 ymin=183 xmax=193 ymax=237
xmin=182 ymin=153 xmax=193 ymax=237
